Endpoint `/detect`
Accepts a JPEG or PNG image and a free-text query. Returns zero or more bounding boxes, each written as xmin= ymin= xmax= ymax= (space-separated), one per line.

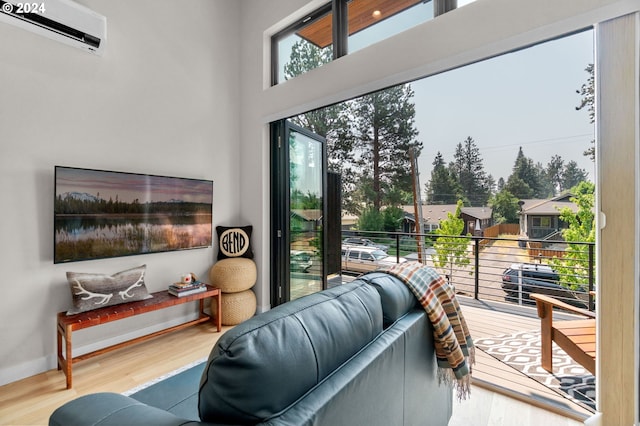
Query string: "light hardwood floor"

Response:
xmin=0 ymin=317 xmax=585 ymax=426
xmin=0 ymin=323 xmax=231 ymax=426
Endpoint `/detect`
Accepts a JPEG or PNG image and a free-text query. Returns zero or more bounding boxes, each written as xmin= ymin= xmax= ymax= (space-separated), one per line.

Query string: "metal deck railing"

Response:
xmin=340 ymin=230 xmax=595 ymax=311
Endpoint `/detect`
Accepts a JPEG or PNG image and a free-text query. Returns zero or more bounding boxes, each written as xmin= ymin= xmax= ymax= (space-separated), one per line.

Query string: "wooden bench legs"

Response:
xmin=57 ymin=287 xmax=221 ymax=389
xmin=57 ymin=322 xmax=73 ymax=389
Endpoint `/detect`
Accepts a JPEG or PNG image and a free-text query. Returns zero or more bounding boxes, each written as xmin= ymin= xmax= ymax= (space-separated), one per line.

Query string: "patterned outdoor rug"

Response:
xmin=474 ymin=330 xmax=595 ymax=412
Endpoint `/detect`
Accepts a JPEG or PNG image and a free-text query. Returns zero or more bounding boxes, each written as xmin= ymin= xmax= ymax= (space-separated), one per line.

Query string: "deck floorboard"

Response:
xmin=459 ymin=296 xmax=593 ymax=420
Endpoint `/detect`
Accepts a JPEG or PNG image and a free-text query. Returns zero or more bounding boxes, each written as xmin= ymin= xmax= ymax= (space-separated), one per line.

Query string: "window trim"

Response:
xmin=270 ymin=2 xmax=333 ymax=86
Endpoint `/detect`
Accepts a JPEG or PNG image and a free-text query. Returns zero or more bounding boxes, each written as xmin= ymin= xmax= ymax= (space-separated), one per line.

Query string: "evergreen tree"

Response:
xmin=283 ymin=40 xmax=332 ymax=80
xmin=352 ymin=85 xmax=422 ymax=212
xmin=536 ymin=162 xmax=555 ymax=198
xmin=385 ymin=184 xmax=414 ymax=208
xmin=561 ymin=161 xmax=589 ymax=191
xmin=285 ymin=42 xmax=421 ymax=216
xmin=504 ymin=176 xmax=534 ymax=199
xmin=485 ymin=173 xmax=496 ymax=196
xmin=284 ymin=41 xmax=359 ymax=213
xmin=450 ymin=136 xmax=491 ymax=206
xmin=546 ymin=154 xmax=564 ymax=195
xmin=512 ymin=147 xmax=540 ymax=191
xmin=426 ymin=151 xmax=460 ymax=204
xmin=506 ymin=147 xmax=549 ymax=198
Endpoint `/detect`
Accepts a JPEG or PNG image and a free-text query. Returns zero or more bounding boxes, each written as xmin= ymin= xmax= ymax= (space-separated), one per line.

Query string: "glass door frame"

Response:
xmin=271 ymin=120 xmax=328 ymax=307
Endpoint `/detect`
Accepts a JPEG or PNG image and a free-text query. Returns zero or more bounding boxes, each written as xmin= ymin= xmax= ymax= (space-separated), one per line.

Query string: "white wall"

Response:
xmin=0 ymin=0 xmax=241 ymax=385
xmin=238 ymin=0 xmax=311 ymax=313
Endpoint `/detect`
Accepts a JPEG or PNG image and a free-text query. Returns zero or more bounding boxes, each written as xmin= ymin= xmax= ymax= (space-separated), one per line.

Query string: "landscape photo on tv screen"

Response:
xmin=54 ymin=166 xmax=213 ymax=263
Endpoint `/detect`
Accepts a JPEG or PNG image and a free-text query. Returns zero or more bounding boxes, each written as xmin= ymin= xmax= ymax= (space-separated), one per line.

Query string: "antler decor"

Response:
xmin=65 ymin=265 xmax=152 ymax=316
xmin=118 ymin=270 xmax=146 ymax=300
xmin=72 ymin=279 xmax=113 ymax=306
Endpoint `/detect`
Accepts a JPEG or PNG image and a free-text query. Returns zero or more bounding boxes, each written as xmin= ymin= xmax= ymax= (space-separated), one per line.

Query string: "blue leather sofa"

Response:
xmin=49 ymin=272 xmax=453 ymax=425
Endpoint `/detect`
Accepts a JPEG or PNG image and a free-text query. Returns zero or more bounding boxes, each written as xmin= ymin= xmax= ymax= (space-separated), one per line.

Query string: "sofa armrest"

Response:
xmin=49 ymin=392 xmax=218 ymax=426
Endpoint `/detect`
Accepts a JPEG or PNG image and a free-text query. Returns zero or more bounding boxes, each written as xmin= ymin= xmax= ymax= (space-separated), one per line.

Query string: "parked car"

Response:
xmin=501 ymin=263 xmax=588 ymax=308
xmin=290 ymin=250 xmax=313 ymax=272
xmin=342 ymin=237 xmax=389 ymax=252
xmin=341 ymin=246 xmax=405 ymax=274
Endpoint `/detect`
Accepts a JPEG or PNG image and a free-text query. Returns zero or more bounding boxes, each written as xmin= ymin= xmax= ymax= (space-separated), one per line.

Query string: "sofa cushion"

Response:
xmin=198 ymin=281 xmax=383 ymax=424
xmin=357 ymin=272 xmax=418 ymax=327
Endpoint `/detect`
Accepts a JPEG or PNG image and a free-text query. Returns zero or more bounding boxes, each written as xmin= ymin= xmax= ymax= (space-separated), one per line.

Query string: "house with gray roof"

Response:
xmin=518 ymin=193 xmax=581 ymax=240
xmin=401 ymin=204 xmax=493 ymax=236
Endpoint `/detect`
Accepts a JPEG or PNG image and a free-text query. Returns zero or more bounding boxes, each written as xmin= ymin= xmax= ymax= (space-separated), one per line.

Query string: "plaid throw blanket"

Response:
xmin=382 ymin=261 xmax=474 ymax=399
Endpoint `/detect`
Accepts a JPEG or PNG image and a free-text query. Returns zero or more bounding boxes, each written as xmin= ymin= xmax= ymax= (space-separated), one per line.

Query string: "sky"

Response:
xmin=411 ymin=29 xmax=595 ymax=189
xmin=56 ymin=167 xmax=213 ymax=204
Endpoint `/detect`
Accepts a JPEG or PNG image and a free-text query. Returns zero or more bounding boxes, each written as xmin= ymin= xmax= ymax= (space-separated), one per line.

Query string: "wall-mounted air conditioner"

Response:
xmin=0 ymin=0 xmax=106 ymax=55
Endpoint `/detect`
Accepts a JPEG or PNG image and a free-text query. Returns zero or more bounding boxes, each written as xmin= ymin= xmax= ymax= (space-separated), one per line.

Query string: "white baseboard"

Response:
xmin=0 ymin=354 xmax=55 ymax=387
xmin=0 ymin=313 xmax=200 ymax=387
xmin=255 ymin=303 xmax=270 ymax=314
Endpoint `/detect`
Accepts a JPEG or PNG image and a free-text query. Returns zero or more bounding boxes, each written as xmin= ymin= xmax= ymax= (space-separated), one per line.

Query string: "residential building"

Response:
xmin=0 ymin=1 xmax=638 ymax=425
xmin=402 ymin=204 xmax=493 ymax=235
xmin=518 ymin=194 xmax=580 ymax=240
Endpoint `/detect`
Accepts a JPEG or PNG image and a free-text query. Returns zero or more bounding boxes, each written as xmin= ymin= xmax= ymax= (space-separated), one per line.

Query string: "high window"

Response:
xmin=271 ymin=0 xmax=465 ymax=85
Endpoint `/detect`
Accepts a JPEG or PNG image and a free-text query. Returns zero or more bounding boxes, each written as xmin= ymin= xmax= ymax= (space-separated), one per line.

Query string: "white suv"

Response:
xmin=341 ymin=246 xmax=406 ymax=274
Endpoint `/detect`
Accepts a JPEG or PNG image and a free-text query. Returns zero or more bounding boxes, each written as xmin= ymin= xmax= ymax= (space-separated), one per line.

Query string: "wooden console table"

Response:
xmin=57 ymin=284 xmax=221 ymax=389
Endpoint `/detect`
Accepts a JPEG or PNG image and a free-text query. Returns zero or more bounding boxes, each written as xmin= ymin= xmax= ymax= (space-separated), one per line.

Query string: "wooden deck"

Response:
xmin=458 ymin=296 xmax=593 ymax=421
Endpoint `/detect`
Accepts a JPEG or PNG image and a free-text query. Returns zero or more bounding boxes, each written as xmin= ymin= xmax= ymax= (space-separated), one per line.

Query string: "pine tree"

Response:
xmin=504 ymin=176 xmax=534 ymax=199
xmin=284 ymin=41 xmax=359 ymax=212
xmin=536 ymin=162 xmax=555 ymax=198
xmin=352 ymin=85 xmax=422 ymax=212
xmin=450 ymin=136 xmax=491 ymax=206
xmin=283 ymin=41 xmax=332 ymax=80
xmin=546 ymin=154 xmax=564 ymax=195
xmin=561 ymin=161 xmax=589 ymax=191
xmin=426 ymin=152 xmax=460 ymax=204
xmin=505 ymin=147 xmax=549 ymax=198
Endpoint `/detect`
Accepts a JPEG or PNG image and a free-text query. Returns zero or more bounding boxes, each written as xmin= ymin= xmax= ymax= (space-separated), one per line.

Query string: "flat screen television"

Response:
xmin=54 ymin=166 xmax=213 ymax=264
